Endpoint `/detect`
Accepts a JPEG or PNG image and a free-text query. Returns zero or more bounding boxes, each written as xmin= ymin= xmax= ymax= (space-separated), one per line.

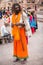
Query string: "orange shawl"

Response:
xmin=12 ymin=13 xmax=21 ymax=40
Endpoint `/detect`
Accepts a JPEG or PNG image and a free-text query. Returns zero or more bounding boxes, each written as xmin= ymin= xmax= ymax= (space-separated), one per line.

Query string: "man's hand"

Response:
xmin=11 ymin=23 xmax=14 ymax=27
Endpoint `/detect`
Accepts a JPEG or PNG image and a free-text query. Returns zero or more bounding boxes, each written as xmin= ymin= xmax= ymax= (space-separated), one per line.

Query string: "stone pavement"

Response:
xmin=37 ymin=11 xmax=43 ymax=22
xmin=0 ymin=22 xmax=43 ymax=65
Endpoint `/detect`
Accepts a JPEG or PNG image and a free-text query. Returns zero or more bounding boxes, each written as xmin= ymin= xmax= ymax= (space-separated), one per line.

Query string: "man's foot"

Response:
xmin=13 ymin=58 xmax=19 ymax=62
xmin=24 ymin=58 xmax=27 ymax=61
xmin=21 ymin=58 xmax=27 ymax=64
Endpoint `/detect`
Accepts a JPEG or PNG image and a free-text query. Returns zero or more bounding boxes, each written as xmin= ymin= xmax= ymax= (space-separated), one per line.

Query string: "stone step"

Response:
xmin=37 ymin=14 xmax=43 ymax=18
xmin=37 ymin=18 xmax=43 ymax=22
xmin=37 ymin=13 xmax=43 ymax=22
xmin=37 ymin=11 xmax=43 ymax=15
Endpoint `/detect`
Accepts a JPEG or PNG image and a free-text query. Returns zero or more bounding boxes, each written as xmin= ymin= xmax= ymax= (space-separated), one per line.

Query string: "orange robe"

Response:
xmin=12 ymin=13 xmax=28 ymax=59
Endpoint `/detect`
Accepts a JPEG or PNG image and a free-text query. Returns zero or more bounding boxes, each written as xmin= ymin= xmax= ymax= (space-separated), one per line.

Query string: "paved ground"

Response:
xmin=0 ymin=22 xmax=43 ymax=65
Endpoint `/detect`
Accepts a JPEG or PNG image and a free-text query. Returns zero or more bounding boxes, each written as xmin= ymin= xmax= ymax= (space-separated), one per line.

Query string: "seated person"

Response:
xmin=1 ymin=22 xmax=11 ymax=42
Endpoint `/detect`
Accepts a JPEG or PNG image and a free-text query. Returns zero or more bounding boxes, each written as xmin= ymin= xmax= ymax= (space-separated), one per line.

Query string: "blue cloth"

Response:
xmin=0 ymin=11 xmax=2 ymax=18
xmin=29 ymin=18 xmax=37 ymax=28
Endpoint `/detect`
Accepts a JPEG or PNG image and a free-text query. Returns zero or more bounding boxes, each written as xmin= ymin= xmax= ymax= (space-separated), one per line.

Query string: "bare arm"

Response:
xmin=11 ymin=23 xmax=25 ymax=27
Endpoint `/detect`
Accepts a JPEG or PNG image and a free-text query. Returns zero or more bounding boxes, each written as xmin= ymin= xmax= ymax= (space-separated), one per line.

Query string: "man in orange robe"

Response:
xmin=11 ymin=3 xmax=28 ymax=62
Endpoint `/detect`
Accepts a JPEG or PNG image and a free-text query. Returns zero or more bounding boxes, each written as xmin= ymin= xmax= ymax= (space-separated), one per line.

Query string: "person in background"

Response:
xmin=35 ymin=4 xmax=37 ymax=11
xmin=29 ymin=12 xmax=33 ymax=22
xmin=6 ymin=7 xmax=10 ymax=16
xmin=0 ymin=9 xmax=2 ymax=19
xmin=2 ymin=7 xmax=6 ymax=15
xmin=33 ymin=11 xmax=38 ymax=30
xmin=29 ymin=12 xmax=36 ymax=34
xmin=1 ymin=22 xmax=11 ymax=43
